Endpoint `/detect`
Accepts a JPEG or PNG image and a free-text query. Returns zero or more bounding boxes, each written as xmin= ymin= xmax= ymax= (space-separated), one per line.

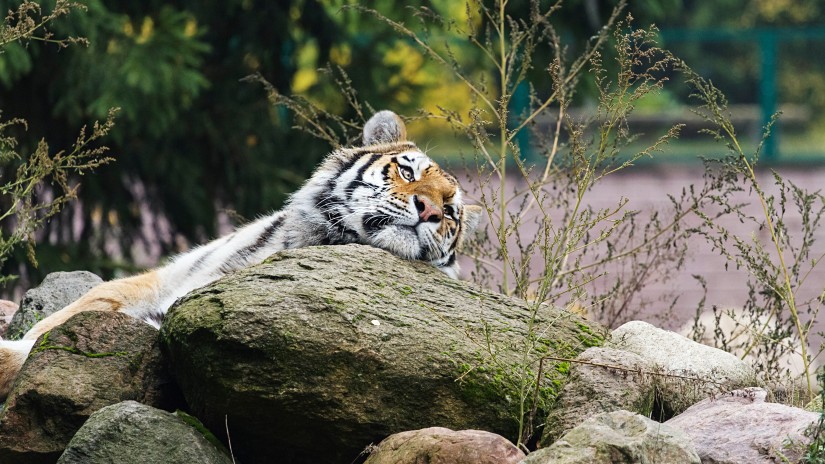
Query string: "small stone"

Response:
xmin=364 ymin=427 xmax=524 ymax=464
xmin=0 ymin=300 xmax=19 ymax=338
xmin=610 ymin=321 xmax=758 ymax=412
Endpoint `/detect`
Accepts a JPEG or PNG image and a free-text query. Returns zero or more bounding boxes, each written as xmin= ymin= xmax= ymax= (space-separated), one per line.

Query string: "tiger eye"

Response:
xmin=398 ymin=165 xmax=415 ymax=182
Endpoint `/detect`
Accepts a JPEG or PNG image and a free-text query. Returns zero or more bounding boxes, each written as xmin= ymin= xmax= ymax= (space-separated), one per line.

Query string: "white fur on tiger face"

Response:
xmin=0 ymin=110 xmax=483 ymax=400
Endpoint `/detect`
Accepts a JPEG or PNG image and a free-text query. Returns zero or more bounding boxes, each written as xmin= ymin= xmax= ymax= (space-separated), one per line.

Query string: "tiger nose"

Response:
xmin=413 ymin=195 xmax=442 ymax=223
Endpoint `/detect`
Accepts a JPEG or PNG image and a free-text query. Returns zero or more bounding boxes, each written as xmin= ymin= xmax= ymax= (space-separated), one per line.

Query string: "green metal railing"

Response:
xmin=508 ymin=27 xmax=825 ymax=163
xmin=660 ymin=27 xmax=825 ymax=160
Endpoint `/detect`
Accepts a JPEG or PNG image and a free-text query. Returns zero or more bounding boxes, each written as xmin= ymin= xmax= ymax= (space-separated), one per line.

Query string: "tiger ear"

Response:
xmin=363 ymin=110 xmax=407 ymax=146
xmin=462 ymin=205 xmax=483 ymax=237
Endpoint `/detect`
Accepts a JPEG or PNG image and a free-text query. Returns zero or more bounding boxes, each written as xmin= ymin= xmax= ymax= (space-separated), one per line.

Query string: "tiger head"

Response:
xmin=308 ymin=111 xmax=482 ymax=278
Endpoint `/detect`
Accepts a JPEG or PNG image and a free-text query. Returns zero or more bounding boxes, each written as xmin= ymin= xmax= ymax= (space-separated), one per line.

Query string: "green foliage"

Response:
xmin=0 ymin=1 xmax=86 ymax=88
xmin=0 ymin=1 xmax=333 ymax=288
xmin=0 ymin=0 xmax=115 ymax=287
xmin=0 ymin=0 xmax=86 ymax=48
xmin=654 ymin=0 xmax=825 ymax=129
xmin=53 ymin=5 xmax=210 ymax=137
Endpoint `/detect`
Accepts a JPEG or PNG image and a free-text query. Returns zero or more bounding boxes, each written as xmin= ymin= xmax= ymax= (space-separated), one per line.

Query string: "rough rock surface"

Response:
xmin=0 ymin=299 xmax=19 ymax=338
xmin=0 ymin=311 xmax=180 ymax=464
xmin=610 ymin=321 xmax=757 ymax=412
xmin=666 ymin=387 xmax=819 ymax=464
xmin=525 ymin=410 xmax=700 ymax=464
xmin=7 ymin=271 xmax=102 ymax=339
xmin=160 ymin=244 xmax=605 ymax=464
xmin=364 ymin=427 xmax=524 ymax=464
xmin=542 ymin=347 xmax=653 ymax=445
xmin=57 ymin=401 xmax=232 ymax=464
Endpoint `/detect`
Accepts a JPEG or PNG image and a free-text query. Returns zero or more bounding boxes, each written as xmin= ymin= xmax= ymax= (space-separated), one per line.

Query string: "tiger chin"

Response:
xmin=0 ymin=110 xmax=483 ymax=400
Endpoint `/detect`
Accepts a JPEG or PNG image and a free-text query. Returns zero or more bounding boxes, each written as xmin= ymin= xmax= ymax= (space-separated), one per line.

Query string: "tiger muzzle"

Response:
xmin=413 ymin=195 xmax=442 ymax=223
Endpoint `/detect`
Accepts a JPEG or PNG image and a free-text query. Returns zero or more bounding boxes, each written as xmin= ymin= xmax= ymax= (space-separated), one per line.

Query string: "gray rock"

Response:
xmin=364 ymin=427 xmax=525 ymax=464
xmin=57 ymin=401 xmax=232 ymax=464
xmin=541 ymin=322 xmax=760 ymax=446
xmin=525 ymin=410 xmax=700 ymax=464
xmin=7 ymin=271 xmax=102 ymax=339
xmin=542 ymin=347 xmax=654 ymax=445
xmin=666 ymin=387 xmax=819 ymax=464
xmin=0 ymin=311 xmax=180 ymax=464
xmin=610 ymin=321 xmax=758 ymax=413
xmin=160 ymin=244 xmax=605 ymax=464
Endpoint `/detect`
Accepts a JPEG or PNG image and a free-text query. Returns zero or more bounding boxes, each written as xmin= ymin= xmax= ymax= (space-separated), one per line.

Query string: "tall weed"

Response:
xmin=0 ymin=1 xmax=116 ymax=286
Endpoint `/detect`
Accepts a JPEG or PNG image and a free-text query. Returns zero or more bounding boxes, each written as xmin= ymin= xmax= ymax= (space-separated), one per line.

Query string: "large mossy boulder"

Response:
xmin=0 ymin=311 xmax=180 ymax=464
xmin=160 ymin=244 xmax=605 ymax=463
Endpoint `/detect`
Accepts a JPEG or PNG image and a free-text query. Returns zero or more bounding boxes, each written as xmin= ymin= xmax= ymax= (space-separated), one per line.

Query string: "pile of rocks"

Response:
xmin=0 ymin=245 xmax=819 ymax=463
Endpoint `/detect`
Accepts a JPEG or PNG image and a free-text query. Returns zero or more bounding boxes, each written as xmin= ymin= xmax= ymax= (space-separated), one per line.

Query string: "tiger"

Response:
xmin=0 ymin=110 xmax=482 ymax=400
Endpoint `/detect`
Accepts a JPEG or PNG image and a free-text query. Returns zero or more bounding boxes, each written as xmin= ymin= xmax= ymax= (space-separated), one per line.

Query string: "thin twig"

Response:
xmin=225 ymin=415 xmax=236 ymax=464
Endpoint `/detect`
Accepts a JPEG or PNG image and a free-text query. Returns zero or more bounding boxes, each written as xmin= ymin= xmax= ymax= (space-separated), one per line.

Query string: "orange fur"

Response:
xmin=393 ymin=164 xmax=456 ymax=207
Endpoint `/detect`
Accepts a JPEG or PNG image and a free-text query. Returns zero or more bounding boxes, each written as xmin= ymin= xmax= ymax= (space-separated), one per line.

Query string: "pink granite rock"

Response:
xmin=364 ymin=427 xmax=525 ymax=464
xmin=666 ymin=387 xmax=819 ymax=463
xmin=0 ymin=299 xmax=19 ymax=338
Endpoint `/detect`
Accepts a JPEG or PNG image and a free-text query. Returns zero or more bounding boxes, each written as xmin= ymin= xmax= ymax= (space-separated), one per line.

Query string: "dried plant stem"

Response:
xmin=540 ymin=354 xmax=728 ymax=387
xmin=684 ymin=66 xmax=822 ymax=400
xmin=728 ymin=130 xmax=811 ymax=395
